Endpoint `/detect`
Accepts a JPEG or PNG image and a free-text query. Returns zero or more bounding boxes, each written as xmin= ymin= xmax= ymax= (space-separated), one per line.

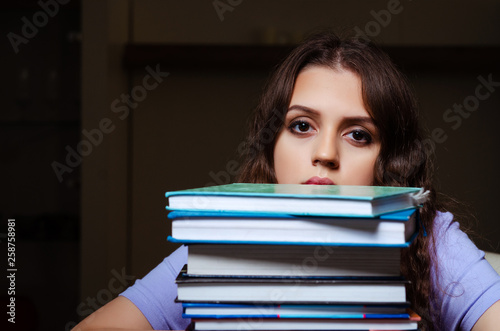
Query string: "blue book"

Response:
xmin=165 ymin=183 xmax=426 ymax=217
xmin=182 ymin=302 xmax=411 ymax=319
xmin=167 ymin=209 xmax=418 ymax=246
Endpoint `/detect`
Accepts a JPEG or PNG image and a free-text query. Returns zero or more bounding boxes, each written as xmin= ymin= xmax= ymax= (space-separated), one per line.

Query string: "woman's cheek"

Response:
xmin=274 ymin=136 xmax=302 ymax=183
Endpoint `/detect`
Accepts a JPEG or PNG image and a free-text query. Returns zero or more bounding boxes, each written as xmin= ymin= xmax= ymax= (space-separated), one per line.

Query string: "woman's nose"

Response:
xmin=312 ymin=131 xmax=339 ymax=169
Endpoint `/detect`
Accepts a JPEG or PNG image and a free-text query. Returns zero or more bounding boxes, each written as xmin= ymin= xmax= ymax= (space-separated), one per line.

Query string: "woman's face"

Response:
xmin=273 ymin=66 xmax=381 ymax=186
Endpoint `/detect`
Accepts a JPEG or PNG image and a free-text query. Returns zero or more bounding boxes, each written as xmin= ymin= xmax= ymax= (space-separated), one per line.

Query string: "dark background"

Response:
xmin=1 ymin=0 xmax=499 ymax=330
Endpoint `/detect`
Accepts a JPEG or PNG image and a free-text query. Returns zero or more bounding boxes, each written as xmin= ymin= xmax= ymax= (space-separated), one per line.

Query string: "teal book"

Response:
xmin=165 ymin=183 xmax=426 ymax=217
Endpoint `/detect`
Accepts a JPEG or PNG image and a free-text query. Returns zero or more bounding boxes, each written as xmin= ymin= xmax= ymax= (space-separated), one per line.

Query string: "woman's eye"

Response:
xmin=289 ymin=120 xmax=313 ymax=134
xmin=346 ymin=129 xmax=372 ymax=144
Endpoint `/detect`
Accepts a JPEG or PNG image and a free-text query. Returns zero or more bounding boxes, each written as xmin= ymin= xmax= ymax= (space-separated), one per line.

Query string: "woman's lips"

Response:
xmin=304 ymin=176 xmax=335 ymax=185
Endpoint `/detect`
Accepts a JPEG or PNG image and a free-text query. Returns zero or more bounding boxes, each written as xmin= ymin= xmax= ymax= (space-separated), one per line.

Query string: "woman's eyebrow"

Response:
xmin=341 ymin=116 xmax=376 ymax=126
xmin=288 ymin=106 xmax=375 ymax=125
xmin=287 ymin=106 xmax=376 ymax=129
xmin=287 ymin=105 xmax=320 ymax=116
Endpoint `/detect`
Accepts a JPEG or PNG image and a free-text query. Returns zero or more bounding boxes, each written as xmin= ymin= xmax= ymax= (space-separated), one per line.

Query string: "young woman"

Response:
xmin=74 ymin=32 xmax=500 ymax=331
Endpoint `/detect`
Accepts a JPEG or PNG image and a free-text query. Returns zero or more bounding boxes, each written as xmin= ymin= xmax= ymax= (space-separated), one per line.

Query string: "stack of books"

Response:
xmin=165 ymin=183 xmax=424 ymax=331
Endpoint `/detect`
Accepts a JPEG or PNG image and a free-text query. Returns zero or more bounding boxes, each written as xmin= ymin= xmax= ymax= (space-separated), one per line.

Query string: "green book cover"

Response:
xmin=166 ymin=183 xmax=420 ymax=200
xmin=165 ymin=183 xmax=425 ymax=217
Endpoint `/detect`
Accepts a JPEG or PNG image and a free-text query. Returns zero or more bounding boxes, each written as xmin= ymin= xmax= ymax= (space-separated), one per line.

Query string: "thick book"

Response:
xmin=186 ymin=244 xmax=402 ymax=277
xmin=175 ymin=272 xmax=408 ymax=304
xmin=168 ymin=209 xmax=417 ymax=246
xmin=192 ymin=316 xmax=420 ymax=330
xmin=165 ymin=183 xmax=425 ymax=217
xmin=182 ymin=302 xmax=411 ymax=319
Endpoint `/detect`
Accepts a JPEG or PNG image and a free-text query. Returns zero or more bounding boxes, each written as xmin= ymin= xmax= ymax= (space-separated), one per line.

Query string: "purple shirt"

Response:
xmin=430 ymin=211 xmax=500 ymax=330
xmin=120 ymin=245 xmax=190 ymax=330
xmin=120 ymin=211 xmax=500 ymax=330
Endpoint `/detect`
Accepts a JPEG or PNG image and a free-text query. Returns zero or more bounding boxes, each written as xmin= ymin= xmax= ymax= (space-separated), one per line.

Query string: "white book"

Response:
xmin=193 ymin=318 xmax=418 ymax=330
xmin=169 ymin=208 xmax=417 ymax=245
xmin=187 ymin=244 xmax=402 ymax=277
xmin=176 ymin=274 xmax=408 ymax=304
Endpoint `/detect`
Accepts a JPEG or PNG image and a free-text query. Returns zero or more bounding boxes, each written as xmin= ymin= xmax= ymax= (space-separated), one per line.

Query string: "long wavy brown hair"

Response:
xmin=237 ymin=31 xmax=441 ymax=329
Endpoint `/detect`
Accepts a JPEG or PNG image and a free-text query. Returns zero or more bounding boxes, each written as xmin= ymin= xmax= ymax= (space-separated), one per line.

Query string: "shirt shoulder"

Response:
xmin=120 ymin=245 xmax=190 ymax=330
xmin=431 ymin=211 xmax=500 ymax=330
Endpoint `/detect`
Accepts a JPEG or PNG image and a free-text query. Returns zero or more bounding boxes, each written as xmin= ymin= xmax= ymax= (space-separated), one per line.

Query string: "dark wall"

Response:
xmin=0 ymin=1 xmax=81 ymax=330
xmin=2 ymin=1 xmax=500 ymax=330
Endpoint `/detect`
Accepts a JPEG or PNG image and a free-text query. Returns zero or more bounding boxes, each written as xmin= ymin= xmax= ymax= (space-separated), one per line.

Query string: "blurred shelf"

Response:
xmin=123 ymin=44 xmax=500 ymax=72
xmin=386 ymin=46 xmax=500 ymax=72
xmin=0 ymin=0 xmax=80 ymax=10
xmin=0 ymin=120 xmax=80 ymax=128
xmin=123 ymin=44 xmax=295 ymax=71
xmin=0 ymin=213 xmax=79 ymax=242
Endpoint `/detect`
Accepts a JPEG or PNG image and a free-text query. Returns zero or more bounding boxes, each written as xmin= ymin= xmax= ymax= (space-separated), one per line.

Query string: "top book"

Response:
xmin=166 ymin=183 xmax=425 ymax=217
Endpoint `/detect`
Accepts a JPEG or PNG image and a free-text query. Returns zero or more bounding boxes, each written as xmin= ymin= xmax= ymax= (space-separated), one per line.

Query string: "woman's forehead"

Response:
xmin=289 ymin=66 xmax=370 ymax=118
